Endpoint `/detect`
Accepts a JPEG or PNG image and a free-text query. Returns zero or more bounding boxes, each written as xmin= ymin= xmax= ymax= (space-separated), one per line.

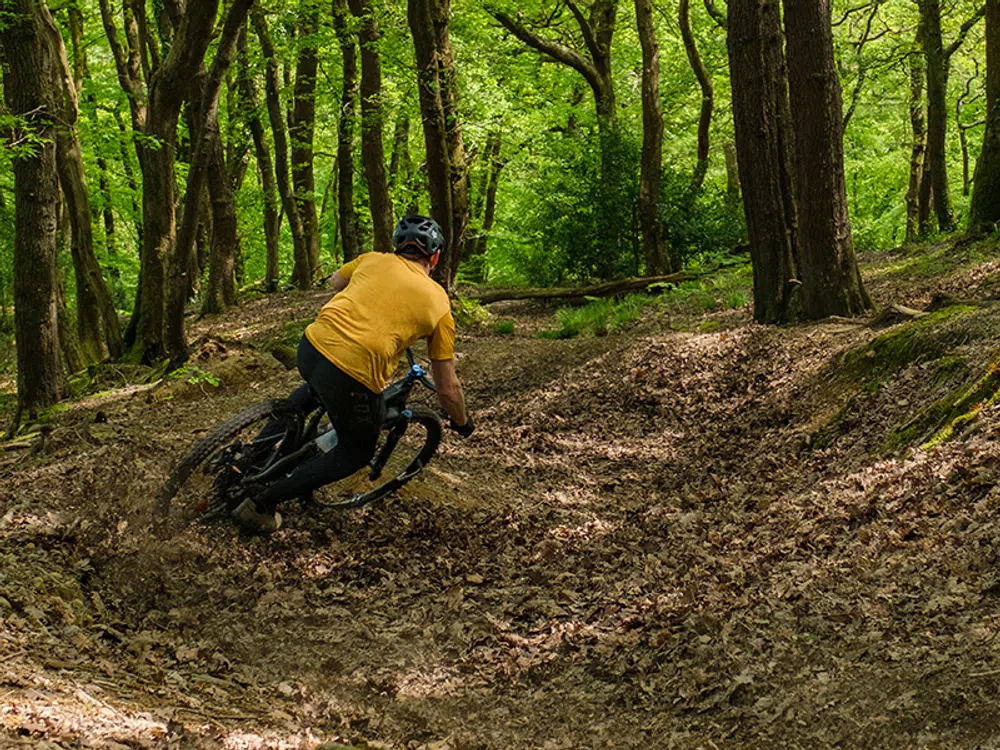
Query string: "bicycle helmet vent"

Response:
xmin=392 ymin=215 xmax=445 ymax=257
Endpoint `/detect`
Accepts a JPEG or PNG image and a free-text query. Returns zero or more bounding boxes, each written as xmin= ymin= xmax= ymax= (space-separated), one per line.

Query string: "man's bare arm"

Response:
xmin=431 ymin=358 xmax=468 ymax=426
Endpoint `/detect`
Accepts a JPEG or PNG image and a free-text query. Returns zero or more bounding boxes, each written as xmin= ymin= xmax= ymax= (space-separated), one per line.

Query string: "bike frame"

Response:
xmin=242 ymin=351 xmax=436 ymax=487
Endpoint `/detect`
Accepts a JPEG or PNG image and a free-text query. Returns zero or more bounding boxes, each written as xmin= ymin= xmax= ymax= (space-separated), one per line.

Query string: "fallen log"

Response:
xmin=471 ymin=271 xmax=688 ymax=304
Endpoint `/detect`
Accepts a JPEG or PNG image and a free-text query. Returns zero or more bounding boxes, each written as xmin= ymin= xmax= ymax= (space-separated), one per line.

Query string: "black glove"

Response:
xmin=448 ymin=414 xmax=474 ymax=438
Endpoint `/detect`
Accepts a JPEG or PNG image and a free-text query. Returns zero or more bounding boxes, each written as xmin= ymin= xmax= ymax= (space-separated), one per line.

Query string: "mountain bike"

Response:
xmin=154 ymin=350 xmax=441 ymax=529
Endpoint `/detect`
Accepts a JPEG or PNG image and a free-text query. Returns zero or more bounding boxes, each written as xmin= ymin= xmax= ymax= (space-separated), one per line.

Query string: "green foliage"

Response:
xmin=169 ymin=365 xmax=221 ymax=388
xmin=660 ymin=173 xmax=746 ymax=269
xmin=539 ymin=294 xmax=652 ymax=339
xmin=656 ymin=263 xmax=754 ymax=314
xmin=452 ymin=297 xmax=491 ymax=327
xmin=493 ymin=319 xmax=515 ymax=335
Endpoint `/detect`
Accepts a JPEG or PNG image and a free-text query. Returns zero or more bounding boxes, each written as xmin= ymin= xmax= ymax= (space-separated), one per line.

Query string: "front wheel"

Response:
xmin=320 ymin=405 xmax=442 ymax=510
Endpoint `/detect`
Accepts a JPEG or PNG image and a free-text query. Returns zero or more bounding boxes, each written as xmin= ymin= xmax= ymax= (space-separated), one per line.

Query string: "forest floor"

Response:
xmin=5 ymin=238 xmax=1000 ymax=749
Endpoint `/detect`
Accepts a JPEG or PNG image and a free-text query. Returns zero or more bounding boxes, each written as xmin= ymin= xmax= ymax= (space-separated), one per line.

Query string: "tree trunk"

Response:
xmin=1 ymin=0 xmax=63 ymax=412
xmin=476 ymin=142 xmax=504 ymax=258
xmin=57 ymin=277 xmax=85 ymax=376
xmin=252 ymin=5 xmax=311 ymax=288
xmin=202 ymin=137 xmax=239 ymax=314
xmin=68 ymin=3 xmax=117 ymax=260
xmin=490 ymin=1 xmax=617 ymax=260
xmin=727 ymin=0 xmax=799 ymax=324
xmin=636 ymin=0 xmax=668 ymax=275
xmin=970 ymin=0 xmax=1000 ymax=232
xmin=464 ymin=129 xmax=500 ymax=259
xmin=921 ymin=0 xmax=955 ymax=231
xmin=409 ymin=0 xmax=469 ymax=289
xmin=290 ymin=1 xmax=320 ymax=281
xmin=784 ymin=0 xmax=870 ymax=319
xmin=235 ymin=27 xmax=280 ymax=291
xmin=679 ymin=0 xmax=713 ymax=192
xmin=332 ymin=0 xmax=360 ymax=262
xmin=350 ymin=0 xmax=394 ymax=253
xmin=473 ymin=272 xmax=688 ymax=304
xmin=132 ymin=1 xmax=221 ymax=364
xmin=388 ymin=111 xmax=417 ymax=213
xmin=166 ymin=0 xmax=252 ymax=361
xmin=42 ymin=1 xmax=123 ymax=363
xmin=906 ymin=29 xmax=927 ymax=243
xmin=723 ymin=141 xmax=740 ymax=205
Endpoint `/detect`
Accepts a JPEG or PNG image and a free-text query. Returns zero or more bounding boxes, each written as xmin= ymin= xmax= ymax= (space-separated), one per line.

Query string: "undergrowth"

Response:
xmin=537 ymin=262 xmax=752 ymax=339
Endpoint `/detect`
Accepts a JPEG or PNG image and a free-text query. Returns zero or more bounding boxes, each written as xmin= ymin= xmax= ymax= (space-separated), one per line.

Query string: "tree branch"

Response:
xmin=945 ymin=4 xmax=985 ymax=59
xmin=564 ymin=0 xmax=600 ymax=66
xmin=98 ymin=0 xmax=142 ymax=100
xmin=703 ymin=0 xmax=726 ymax=29
xmin=491 ymin=10 xmax=600 ymax=90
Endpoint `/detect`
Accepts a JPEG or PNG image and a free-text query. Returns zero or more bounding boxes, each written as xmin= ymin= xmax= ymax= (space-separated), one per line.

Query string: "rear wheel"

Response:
xmin=320 ymin=405 xmax=442 ymax=509
xmin=155 ymin=399 xmax=305 ymax=527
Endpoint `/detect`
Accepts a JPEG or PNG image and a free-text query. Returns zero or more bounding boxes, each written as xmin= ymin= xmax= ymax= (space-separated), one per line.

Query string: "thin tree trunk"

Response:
xmin=236 ymin=26 xmax=280 ymax=291
xmin=679 ymin=0 xmax=713 ymax=192
xmin=202 ymin=137 xmax=239 ymax=313
xmin=636 ymin=0 xmax=668 ymax=274
xmin=723 ymin=141 xmax=740 ymax=208
xmin=921 ymin=0 xmax=955 ymax=231
xmin=464 ymin=129 xmax=499 ymax=259
xmin=784 ymin=0 xmax=870 ymax=318
xmin=907 ymin=32 xmax=927 ymax=243
xmin=253 ymin=5 xmax=311 ymax=287
xmin=290 ymin=1 xmax=320 ymax=280
xmin=1 ymin=0 xmax=63 ymax=411
xmin=475 ymin=142 xmax=504 ymax=258
xmin=490 ymin=1 xmax=617 ymax=269
xmin=69 ymin=2 xmax=117 ymax=260
xmin=350 ymin=0 xmax=394 ymax=253
xmin=333 ymin=0 xmax=360 ymax=262
xmin=57 ymin=277 xmax=85 ymax=375
xmin=388 ymin=111 xmax=411 ymax=192
xmin=42 ymin=1 xmax=123 ymax=362
xmin=112 ymin=107 xmax=144 ymax=252
xmin=133 ymin=1 xmax=221 ymax=363
xmin=409 ymin=0 xmax=469 ymax=288
xmin=166 ymin=0 xmax=252 ymax=361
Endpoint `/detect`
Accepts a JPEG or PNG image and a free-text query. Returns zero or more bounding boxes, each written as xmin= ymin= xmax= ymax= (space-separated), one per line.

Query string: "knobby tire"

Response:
xmin=321 ymin=405 xmax=442 ymax=510
xmin=155 ymin=399 xmax=304 ymax=521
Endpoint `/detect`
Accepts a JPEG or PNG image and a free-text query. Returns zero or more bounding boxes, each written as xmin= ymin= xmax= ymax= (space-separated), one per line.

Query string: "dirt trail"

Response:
xmin=4 ymin=250 xmax=1000 ymax=748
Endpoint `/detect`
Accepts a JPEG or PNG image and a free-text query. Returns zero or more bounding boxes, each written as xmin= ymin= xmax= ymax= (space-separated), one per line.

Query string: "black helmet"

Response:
xmin=392 ymin=215 xmax=445 ymax=257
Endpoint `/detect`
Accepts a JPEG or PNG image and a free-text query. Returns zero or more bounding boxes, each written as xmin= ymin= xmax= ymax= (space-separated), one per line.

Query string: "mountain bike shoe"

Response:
xmin=231 ymin=498 xmax=282 ymax=535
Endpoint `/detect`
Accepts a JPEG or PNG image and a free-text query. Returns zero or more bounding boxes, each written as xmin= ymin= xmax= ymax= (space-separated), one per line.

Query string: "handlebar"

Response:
xmin=405 ymin=348 xmax=436 ymax=392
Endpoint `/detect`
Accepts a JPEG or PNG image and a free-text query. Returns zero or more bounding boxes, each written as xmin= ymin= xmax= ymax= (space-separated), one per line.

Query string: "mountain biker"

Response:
xmin=231 ymin=215 xmax=474 ymax=534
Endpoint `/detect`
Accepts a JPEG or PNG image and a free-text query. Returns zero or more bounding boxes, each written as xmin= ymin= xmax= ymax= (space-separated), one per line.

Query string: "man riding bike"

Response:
xmin=231 ymin=215 xmax=473 ymax=534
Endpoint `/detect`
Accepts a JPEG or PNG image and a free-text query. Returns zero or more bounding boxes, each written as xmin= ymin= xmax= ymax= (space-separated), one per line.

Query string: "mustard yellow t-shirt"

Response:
xmin=305 ymin=253 xmax=455 ymax=393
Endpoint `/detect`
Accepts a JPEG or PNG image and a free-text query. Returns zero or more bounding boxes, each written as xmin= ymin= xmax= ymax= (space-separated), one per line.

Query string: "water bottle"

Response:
xmin=316 ymin=425 xmax=339 ymax=453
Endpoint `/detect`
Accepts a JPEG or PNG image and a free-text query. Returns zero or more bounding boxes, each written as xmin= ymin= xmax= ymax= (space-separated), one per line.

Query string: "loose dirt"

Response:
xmin=3 ymin=243 xmax=1000 ymax=749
